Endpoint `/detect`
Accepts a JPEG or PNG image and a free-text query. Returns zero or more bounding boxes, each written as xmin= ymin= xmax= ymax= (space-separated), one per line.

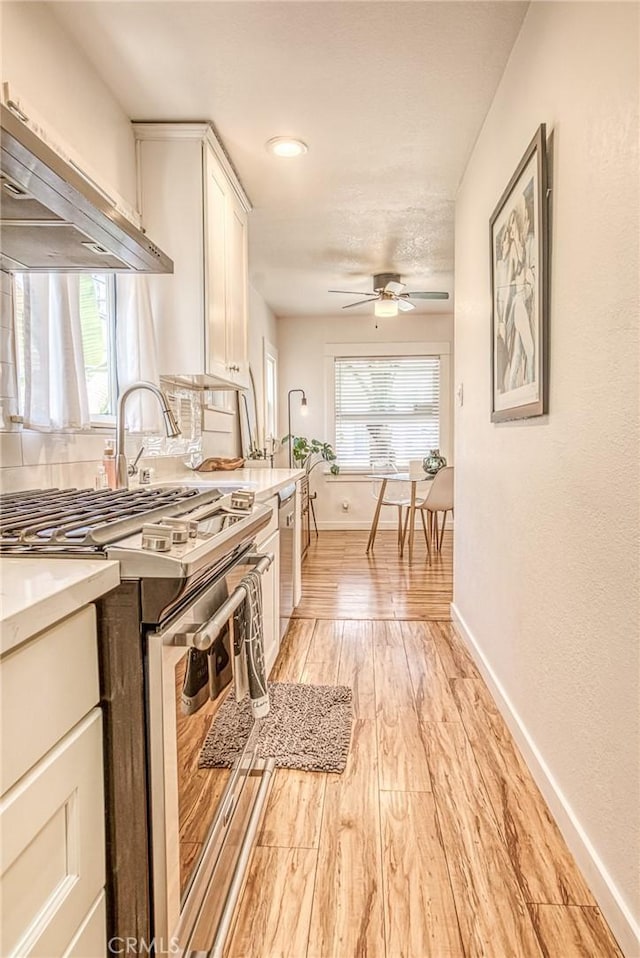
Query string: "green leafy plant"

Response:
xmin=282 ymin=435 xmax=339 ymax=475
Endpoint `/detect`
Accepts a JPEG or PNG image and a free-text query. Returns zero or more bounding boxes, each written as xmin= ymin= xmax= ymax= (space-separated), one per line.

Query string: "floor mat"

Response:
xmin=199 ymin=682 xmax=353 ymax=773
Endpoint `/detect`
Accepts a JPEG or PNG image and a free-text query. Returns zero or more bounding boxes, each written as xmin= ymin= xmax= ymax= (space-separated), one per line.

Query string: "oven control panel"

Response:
xmin=141 ymin=518 xmax=199 ymax=551
xmin=109 ymin=495 xmax=273 ymax=578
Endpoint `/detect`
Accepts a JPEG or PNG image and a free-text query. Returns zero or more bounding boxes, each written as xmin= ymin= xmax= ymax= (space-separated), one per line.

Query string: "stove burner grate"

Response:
xmin=0 ymin=486 xmax=219 ymax=551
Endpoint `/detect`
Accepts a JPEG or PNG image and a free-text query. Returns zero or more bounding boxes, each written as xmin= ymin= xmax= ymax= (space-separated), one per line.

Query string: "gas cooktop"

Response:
xmin=0 ymin=486 xmax=272 ymax=579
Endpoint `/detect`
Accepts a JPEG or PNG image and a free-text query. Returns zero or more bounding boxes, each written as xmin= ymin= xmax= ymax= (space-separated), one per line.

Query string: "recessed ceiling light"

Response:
xmin=265 ymin=137 xmax=308 ymax=158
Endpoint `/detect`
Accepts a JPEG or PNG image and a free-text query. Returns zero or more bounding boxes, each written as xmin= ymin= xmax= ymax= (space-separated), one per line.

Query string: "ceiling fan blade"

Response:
xmin=329 ymin=289 xmax=376 ymax=296
xmin=342 ymin=297 xmax=381 ymax=309
xmin=405 ymin=291 xmax=450 ymax=300
xmin=385 ymin=280 xmax=405 ymax=295
xmin=397 ymin=299 xmax=415 ymax=312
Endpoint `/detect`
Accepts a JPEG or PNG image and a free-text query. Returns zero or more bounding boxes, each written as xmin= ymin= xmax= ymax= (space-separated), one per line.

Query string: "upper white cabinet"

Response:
xmin=134 ymin=123 xmax=250 ymax=388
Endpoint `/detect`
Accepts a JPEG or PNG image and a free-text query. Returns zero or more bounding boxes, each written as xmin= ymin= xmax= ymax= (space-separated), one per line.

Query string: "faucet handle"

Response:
xmin=127 ymin=444 xmax=145 ymax=477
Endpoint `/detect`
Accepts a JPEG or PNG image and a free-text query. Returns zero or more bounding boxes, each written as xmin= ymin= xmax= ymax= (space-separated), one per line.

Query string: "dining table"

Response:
xmin=366 ymin=472 xmax=434 ymax=563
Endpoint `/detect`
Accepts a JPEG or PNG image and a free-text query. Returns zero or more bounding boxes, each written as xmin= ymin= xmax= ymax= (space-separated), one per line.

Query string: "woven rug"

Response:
xmin=199 ymin=682 xmax=353 ymax=773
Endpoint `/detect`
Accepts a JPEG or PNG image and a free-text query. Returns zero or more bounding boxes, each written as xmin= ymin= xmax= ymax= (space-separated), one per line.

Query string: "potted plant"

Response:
xmin=282 ymin=435 xmax=340 ymax=475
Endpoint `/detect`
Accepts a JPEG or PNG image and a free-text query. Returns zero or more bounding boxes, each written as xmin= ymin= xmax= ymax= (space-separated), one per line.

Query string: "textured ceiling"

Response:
xmin=52 ymin=1 xmax=528 ymax=318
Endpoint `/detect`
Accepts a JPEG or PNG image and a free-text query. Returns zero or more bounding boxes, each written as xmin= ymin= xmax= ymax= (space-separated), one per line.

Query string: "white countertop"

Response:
xmin=165 ymin=467 xmax=305 ymax=500
xmin=0 ymin=559 xmax=120 ymax=656
xmin=0 ymin=471 xmax=301 ymax=654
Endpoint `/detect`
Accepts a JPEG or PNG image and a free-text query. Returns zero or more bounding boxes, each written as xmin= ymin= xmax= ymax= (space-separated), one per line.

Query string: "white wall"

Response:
xmin=0 ymin=1 xmax=142 ymax=489
xmin=453 ymin=3 xmax=639 ymax=954
xmin=1 ymin=1 xmax=138 ymax=207
xmin=277 ymin=311 xmax=454 ymax=528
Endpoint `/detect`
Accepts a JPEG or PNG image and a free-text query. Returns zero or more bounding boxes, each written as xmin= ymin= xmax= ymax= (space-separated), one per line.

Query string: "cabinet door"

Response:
xmin=0 ymin=710 xmax=105 ymax=958
xmin=225 ymin=197 xmax=248 ymax=381
xmin=63 ymin=893 xmax=106 ymax=958
xmin=137 ymin=137 xmax=206 ymax=376
xmin=259 ymin=529 xmax=280 ymax=675
xmin=204 ymin=144 xmax=229 ymax=378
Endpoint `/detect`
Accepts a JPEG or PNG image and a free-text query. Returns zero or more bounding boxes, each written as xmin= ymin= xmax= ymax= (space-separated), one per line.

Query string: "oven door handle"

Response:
xmin=175 ymin=552 xmax=274 ymax=651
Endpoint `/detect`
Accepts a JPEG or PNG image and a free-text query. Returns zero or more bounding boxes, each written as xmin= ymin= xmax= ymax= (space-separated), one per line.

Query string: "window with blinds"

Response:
xmin=334 ymin=355 xmax=440 ymax=468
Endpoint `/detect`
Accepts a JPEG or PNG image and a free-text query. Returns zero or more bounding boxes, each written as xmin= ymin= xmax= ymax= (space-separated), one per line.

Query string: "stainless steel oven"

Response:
xmin=0 ymin=485 xmax=276 ymax=957
xmin=146 ymin=546 xmax=275 ymax=957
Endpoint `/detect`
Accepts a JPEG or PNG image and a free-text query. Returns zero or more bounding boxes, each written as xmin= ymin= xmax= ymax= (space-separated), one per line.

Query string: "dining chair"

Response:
xmin=368 ymin=460 xmax=411 ymax=551
xmin=407 ymin=465 xmax=454 ymax=554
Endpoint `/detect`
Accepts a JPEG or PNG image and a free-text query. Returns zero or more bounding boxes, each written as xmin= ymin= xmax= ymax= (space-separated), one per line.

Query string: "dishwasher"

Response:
xmin=278 ymin=483 xmax=296 ymax=639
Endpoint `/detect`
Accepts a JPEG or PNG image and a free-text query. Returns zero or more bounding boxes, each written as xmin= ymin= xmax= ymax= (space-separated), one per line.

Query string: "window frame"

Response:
xmin=86 ymin=273 xmax=118 ymax=426
xmin=263 ymin=337 xmax=278 ymax=451
xmin=324 ymin=341 xmax=451 ymax=475
xmin=12 ymin=272 xmax=118 ymax=429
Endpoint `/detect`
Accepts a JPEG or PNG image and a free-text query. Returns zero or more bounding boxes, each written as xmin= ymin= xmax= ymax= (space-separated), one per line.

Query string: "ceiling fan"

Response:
xmin=329 ymin=272 xmax=449 ymax=317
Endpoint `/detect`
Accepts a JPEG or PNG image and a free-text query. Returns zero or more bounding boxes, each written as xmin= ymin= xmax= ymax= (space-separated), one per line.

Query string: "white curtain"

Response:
xmin=115 ymin=274 xmax=162 ymax=433
xmin=22 ymin=274 xmax=91 ymax=431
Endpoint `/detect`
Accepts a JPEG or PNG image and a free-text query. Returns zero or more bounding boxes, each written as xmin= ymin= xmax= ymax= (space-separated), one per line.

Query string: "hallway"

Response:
xmin=228 ymin=532 xmax=623 ymax=957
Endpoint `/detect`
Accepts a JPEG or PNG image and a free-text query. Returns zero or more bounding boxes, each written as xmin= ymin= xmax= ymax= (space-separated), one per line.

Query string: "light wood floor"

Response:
xmin=227 ymin=531 xmax=622 ymax=958
xmin=293 ymin=529 xmax=453 ymax=620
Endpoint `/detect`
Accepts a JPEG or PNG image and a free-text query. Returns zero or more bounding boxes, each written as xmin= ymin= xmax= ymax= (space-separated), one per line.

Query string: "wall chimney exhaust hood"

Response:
xmin=0 ymin=102 xmax=173 ymax=273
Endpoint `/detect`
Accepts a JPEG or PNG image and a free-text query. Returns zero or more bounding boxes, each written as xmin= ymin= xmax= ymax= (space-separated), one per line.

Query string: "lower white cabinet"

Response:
xmin=0 ymin=709 xmax=106 ymax=958
xmin=255 ymin=495 xmax=280 ymax=674
xmin=0 ymin=605 xmax=99 ymax=795
xmin=0 ymin=603 xmax=107 ymax=958
xmin=260 ymin=528 xmax=280 ymax=674
xmin=64 ymin=893 xmax=107 ymax=958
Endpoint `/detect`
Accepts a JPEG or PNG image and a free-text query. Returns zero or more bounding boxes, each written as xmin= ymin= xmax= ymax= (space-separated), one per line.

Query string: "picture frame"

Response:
xmin=490 ymin=124 xmax=549 ymax=422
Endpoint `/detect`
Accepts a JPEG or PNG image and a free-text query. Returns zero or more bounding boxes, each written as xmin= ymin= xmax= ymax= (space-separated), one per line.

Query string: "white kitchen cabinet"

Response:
xmin=0 ymin=710 xmax=105 ymax=958
xmin=260 ymin=528 xmax=280 ymax=674
xmin=63 ymin=893 xmax=107 ymax=958
xmin=294 ymin=478 xmax=304 ymax=606
xmin=255 ymin=496 xmax=280 ymax=673
xmin=134 ymin=122 xmax=251 ymax=387
xmin=0 ymin=605 xmax=99 ymax=795
xmin=0 ymin=602 xmax=107 ymax=958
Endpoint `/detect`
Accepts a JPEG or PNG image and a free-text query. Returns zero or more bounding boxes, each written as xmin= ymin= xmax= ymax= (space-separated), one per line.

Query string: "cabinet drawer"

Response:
xmin=0 ymin=605 xmax=99 ymax=795
xmin=0 ymin=709 xmax=105 ymax=958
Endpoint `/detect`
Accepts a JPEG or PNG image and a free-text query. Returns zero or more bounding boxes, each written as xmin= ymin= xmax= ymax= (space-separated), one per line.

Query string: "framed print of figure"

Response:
xmin=490 ymin=124 xmax=549 ymax=422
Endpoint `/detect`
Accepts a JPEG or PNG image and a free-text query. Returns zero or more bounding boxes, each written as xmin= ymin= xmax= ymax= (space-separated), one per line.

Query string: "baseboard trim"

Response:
xmin=450 ymin=601 xmax=640 ymax=958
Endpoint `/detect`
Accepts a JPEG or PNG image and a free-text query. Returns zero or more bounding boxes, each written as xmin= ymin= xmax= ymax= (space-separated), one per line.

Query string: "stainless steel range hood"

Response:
xmin=0 ymin=103 xmax=173 ymax=273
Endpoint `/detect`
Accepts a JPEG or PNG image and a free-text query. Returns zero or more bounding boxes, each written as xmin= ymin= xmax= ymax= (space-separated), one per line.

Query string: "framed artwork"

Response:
xmin=490 ymin=124 xmax=549 ymax=422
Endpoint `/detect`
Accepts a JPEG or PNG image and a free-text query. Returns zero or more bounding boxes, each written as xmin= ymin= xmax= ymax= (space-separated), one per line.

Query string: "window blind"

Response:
xmin=334 ymin=355 xmax=440 ymax=468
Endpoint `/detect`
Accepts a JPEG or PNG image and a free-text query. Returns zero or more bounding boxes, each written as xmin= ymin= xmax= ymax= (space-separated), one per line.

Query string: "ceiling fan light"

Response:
xmin=374 ymin=298 xmax=398 ymax=318
xmin=266 ymin=136 xmax=308 ymax=157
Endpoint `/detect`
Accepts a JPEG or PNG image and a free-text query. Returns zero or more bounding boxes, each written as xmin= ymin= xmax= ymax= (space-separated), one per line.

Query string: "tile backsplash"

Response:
xmin=0 ymin=381 xmax=240 ymax=493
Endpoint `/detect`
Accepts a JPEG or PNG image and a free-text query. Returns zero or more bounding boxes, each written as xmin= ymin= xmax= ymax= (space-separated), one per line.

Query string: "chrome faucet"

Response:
xmin=115 ymin=381 xmax=181 ymax=489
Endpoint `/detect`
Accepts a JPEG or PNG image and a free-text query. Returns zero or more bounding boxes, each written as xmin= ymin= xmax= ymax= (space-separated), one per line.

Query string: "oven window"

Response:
xmin=174 ymin=651 xmax=232 ymax=897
